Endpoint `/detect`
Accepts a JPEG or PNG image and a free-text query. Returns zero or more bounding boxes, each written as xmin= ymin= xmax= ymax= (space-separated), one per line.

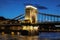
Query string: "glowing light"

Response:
xmin=34 ymin=27 xmax=38 ymax=30
xmin=30 ymin=26 xmax=33 ymax=30
xmin=11 ymin=32 xmax=14 ymax=35
xmin=17 ymin=32 xmax=20 ymax=35
xmin=27 ymin=26 xmax=30 ymax=30
xmin=2 ymin=32 xmax=4 ymax=35
xmin=23 ymin=26 xmax=27 ymax=30
xmin=23 ymin=26 xmax=34 ymax=31
xmin=26 ymin=5 xmax=37 ymax=9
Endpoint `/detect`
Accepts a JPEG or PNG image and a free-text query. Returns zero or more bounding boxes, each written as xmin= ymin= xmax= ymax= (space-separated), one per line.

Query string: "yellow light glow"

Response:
xmin=30 ymin=26 xmax=33 ymax=30
xmin=23 ymin=26 xmax=34 ymax=31
xmin=23 ymin=26 xmax=27 ymax=30
xmin=34 ymin=27 xmax=38 ymax=30
xmin=27 ymin=26 xmax=30 ymax=30
xmin=25 ymin=17 xmax=29 ymax=19
xmin=2 ymin=32 xmax=4 ymax=35
xmin=11 ymin=32 xmax=14 ymax=35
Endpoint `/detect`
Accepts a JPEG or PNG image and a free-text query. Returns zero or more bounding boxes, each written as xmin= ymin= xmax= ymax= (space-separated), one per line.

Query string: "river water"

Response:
xmin=0 ymin=32 xmax=60 ymax=40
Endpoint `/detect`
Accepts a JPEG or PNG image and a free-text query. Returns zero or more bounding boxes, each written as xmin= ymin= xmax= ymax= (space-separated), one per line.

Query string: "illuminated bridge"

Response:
xmin=0 ymin=13 xmax=60 ymax=26
xmin=0 ymin=5 xmax=60 ymax=35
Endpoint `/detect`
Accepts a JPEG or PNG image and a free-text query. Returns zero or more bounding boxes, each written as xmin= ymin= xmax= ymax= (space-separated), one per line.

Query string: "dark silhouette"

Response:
xmin=0 ymin=16 xmax=6 ymax=20
xmin=21 ymin=30 xmax=29 ymax=36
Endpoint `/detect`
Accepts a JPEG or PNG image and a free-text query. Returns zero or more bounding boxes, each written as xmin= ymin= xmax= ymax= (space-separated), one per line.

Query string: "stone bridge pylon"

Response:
xmin=25 ymin=5 xmax=38 ymax=24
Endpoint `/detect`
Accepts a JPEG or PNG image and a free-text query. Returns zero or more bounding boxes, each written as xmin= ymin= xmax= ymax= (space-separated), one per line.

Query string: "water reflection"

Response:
xmin=0 ymin=32 xmax=60 ymax=40
xmin=0 ymin=34 xmax=39 ymax=40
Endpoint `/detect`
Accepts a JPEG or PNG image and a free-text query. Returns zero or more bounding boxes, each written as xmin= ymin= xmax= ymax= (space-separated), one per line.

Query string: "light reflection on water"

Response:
xmin=0 ymin=34 xmax=39 ymax=40
xmin=0 ymin=32 xmax=60 ymax=40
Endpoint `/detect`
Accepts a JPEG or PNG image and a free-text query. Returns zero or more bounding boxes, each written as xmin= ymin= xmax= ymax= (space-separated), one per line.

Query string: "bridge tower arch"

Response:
xmin=25 ymin=5 xmax=38 ymax=23
xmin=23 ymin=5 xmax=38 ymax=35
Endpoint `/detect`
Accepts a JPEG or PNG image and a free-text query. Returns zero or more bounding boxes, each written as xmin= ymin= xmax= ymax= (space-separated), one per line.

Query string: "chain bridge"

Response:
xmin=0 ymin=5 xmax=60 ymax=35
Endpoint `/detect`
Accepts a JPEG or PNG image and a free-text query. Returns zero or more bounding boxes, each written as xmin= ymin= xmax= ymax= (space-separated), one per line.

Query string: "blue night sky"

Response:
xmin=0 ymin=0 xmax=60 ymax=19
